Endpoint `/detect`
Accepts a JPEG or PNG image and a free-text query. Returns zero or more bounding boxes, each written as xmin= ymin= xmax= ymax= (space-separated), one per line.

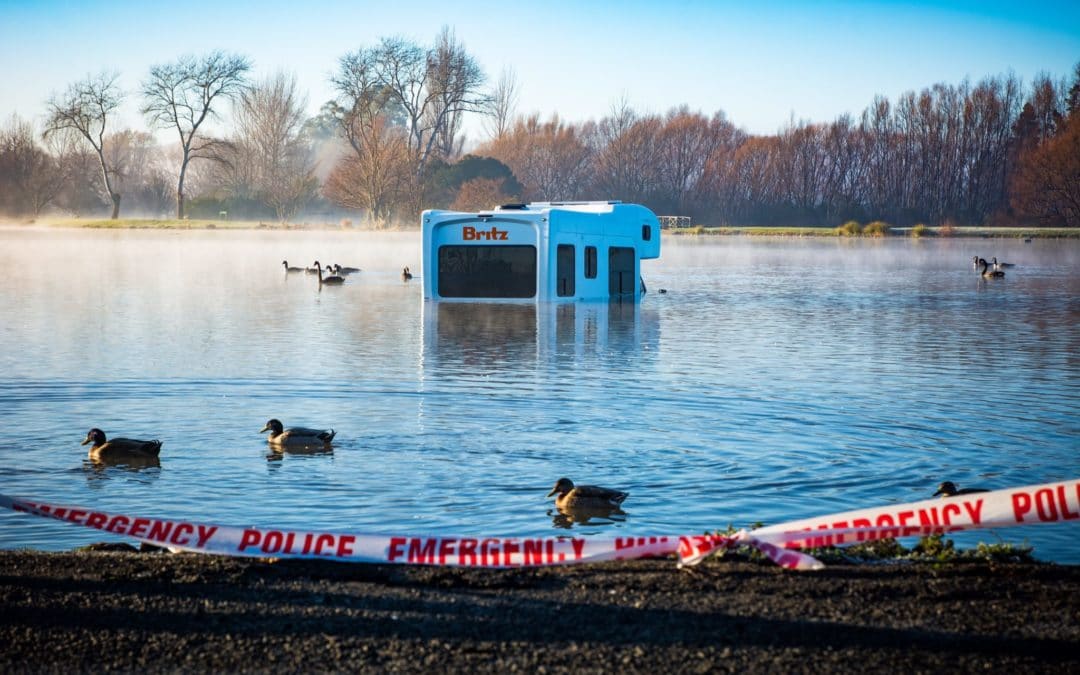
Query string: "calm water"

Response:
xmin=1 ymin=227 xmax=1077 ymax=561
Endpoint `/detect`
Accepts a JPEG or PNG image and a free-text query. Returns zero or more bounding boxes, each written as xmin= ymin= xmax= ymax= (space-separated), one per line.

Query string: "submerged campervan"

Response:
xmin=421 ymin=201 xmax=661 ymax=301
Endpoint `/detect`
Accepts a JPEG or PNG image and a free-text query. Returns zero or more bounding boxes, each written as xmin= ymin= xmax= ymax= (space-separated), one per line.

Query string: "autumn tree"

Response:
xmin=43 ymin=72 xmax=125 ymax=218
xmin=141 ymin=51 xmax=251 ymax=218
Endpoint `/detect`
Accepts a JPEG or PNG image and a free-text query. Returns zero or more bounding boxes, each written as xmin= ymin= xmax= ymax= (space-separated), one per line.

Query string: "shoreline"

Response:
xmin=2 ymin=549 xmax=1078 ymax=671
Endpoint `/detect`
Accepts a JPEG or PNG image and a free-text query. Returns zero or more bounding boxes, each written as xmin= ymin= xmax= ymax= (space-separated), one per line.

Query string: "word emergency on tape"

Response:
xmin=2 ymin=478 xmax=1076 ymax=571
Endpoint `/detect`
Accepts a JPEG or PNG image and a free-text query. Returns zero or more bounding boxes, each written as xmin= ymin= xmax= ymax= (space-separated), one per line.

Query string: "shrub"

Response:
xmin=939 ymin=218 xmax=957 ymax=237
xmin=862 ymin=220 xmax=891 ymax=236
xmin=836 ymin=220 xmax=862 ymax=236
xmin=911 ymin=223 xmax=927 ymax=238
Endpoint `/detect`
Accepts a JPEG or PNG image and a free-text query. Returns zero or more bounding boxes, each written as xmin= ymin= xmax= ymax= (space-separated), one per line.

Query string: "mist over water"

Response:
xmin=0 ymin=226 xmax=1077 ymax=561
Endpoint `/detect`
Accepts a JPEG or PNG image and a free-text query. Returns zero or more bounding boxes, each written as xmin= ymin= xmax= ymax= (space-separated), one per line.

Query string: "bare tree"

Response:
xmin=43 ymin=72 xmax=125 ymax=218
xmin=233 ymin=71 xmax=318 ymax=221
xmin=482 ymin=66 xmax=519 ymax=142
xmin=0 ymin=114 xmax=71 ymax=217
xmin=141 ymin=51 xmax=251 ymax=218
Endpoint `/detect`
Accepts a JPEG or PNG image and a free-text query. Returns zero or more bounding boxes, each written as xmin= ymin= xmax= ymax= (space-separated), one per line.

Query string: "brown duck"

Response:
xmin=546 ymin=477 xmax=629 ymax=510
xmin=81 ymin=428 xmax=162 ymax=460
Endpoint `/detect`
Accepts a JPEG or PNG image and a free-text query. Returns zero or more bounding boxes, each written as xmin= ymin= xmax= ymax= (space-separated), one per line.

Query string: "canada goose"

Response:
xmin=933 ymin=481 xmax=990 ymax=498
xmin=546 ymin=477 xmax=629 ymax=510
xmin=992 ymin=257 xmax=1015 ymax=270
xmin=81 ymin=428 xmax=162 ymax=460
xmin=282 ymin=260 xmax=303 ymax=273
xmin=979 ymin=258 xmax=1004 ymax=278
xmin=402 ymin=266 xmax=413 ymax=281
xmin=259 ymin=419 xmax=336 ymax=447
xmin=314 ymin=261 xmax=345 ymax=285
xmin=333 ymin=264 xmax=361 ymax=274
xmin=972 ymin=255 xmax=981 ymax=270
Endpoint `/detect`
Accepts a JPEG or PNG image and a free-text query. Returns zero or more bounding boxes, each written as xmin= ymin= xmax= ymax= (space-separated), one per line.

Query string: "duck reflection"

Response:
xmin=549 ymin=505 xmax=628 ymax=530
xmin=82 ymin=455 xmax=161 ymax=484
xmin=265 ymin=445 xmax=334 ymax=465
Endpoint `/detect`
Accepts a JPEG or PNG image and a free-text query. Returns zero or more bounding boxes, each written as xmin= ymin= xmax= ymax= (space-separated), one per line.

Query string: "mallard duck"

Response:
xmin=933 ymin=481 xmax=990 ymax=498
xmin=979 ymin=258 xmax=1004 ymax=278
xmin=992 ymin=257 xmax=1015 ymax=270
xmin=282 ymin=260 xmax=303 ymax=273
xmin=260 ymin=419 xmax=336 ymax=447
xmin=546 ymin=477 xmax=628 ymax=510
xmin=81 ymin=428 xmax=162 ymax=459
xmin=314 ymin=261 xmax=344 ymax=285
xmin=402 ymin=266 xmax=413 ymax=281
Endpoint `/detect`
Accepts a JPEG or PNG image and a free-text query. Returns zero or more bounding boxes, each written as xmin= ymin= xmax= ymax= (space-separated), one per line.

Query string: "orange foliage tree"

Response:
xmin=1010 ymin=112 xmax=1080 ymax=227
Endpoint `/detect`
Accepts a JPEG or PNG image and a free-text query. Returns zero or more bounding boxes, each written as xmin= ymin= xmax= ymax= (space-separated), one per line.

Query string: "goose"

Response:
xmin=972 ymin=255 xmax=982 ymax=270
xmin=992 ymin=257 xmax=1015 ymax=270
xmin=81 ymin=428 xmax=162 ymax=460
xmin=933 ymin=481 xmax=990 ymax=498
xmin=402 ymin=266 xmax=413 ymax=281
xmin=259 ymin=419 xmax=336 ymax=447
xmin=282 ymin=260 xmax=303 ymax=273
xmin=314 ymin=261 xmax=345 ymax=285
xmin=546 ymin=477 xmax=629 ymax=511
xmin=979 ymin=258 xmax=1004 ymax=278
xmin=333 ymin=264 xmax=361 ymax=274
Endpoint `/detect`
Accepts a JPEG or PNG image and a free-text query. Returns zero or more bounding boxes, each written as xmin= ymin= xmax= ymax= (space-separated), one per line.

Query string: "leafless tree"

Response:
xmin=232 ymin=71 xmax=318 ymax=221
xmin=482 ymin=66 xmax=519 ymax=142
xmin=0 ymin=114 xmax=71 ymax=217
xmin=43 ymin=72 xmax=124 ymax=218
xmin=141 ymin=51 xmax=251 ymax=218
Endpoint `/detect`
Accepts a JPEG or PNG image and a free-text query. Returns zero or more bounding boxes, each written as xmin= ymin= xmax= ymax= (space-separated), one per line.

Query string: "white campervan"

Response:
xmin=420 ymin=201 xmax=661 ymax=301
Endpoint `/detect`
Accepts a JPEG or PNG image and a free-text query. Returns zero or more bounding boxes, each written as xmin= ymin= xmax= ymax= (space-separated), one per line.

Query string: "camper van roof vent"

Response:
xmin=497 ymin=203 xmax=528 ymax=210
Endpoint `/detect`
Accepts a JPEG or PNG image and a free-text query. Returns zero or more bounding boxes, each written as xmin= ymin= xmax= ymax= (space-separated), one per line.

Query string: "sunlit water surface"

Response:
xmin=0 ymin=227 xmax=1077 ymax=561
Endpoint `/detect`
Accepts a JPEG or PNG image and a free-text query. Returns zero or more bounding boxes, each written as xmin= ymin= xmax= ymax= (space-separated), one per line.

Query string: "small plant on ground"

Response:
xmin=911 ymin=223 xmax=927 ymax=238
xmin=862 ymin=220 xmax=891 ymax=236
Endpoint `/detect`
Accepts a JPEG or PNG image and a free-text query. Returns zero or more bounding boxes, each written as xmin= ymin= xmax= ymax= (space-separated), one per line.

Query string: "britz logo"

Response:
xmin=463 ymin=225 xmax=508 ymax=241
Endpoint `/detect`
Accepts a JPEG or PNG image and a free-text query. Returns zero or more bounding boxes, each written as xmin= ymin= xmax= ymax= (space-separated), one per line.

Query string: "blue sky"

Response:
xmin=1 ymin=0 xmax=1077 ymax=142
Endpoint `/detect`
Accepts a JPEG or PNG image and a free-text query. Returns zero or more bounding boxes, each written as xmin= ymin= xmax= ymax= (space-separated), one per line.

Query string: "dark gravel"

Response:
xmin=1 ymin=549 xmax=1078 ymax=673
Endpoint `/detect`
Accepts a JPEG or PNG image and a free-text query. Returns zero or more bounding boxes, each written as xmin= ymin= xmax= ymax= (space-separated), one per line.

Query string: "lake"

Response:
xmin=0 ymin=226 xmax=1077 ymax=562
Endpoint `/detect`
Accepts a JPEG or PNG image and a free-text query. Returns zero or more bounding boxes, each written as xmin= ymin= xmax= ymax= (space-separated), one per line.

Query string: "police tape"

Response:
xmin=1 ymin=477 xmax=1076 ymax=571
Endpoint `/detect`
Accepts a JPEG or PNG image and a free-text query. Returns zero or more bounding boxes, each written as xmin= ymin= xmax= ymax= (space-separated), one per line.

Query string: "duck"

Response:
xmin=402 ymin=266 xmax=413 ymax=281
xmin=314 ymin=261 xmax=345 ymax=285
xmin=333 ymin=264 xmax=361 ymax=275
xmin=932 ymin=481 xmax=990 ymax=498
xmin=546 ymin=477 xmax=629 ymax=511
xmin=259 ymin=419 xmax=336 ymax=447
xmin=282 ymin=260 xmax=303 ymax=273
xmin=979 ymin=258 xmax=1004 ymax=278
xmin=81 ymin=428 xmax=162 ymax=460
xmin=992 ymin=257 xmax=1015 ymax=270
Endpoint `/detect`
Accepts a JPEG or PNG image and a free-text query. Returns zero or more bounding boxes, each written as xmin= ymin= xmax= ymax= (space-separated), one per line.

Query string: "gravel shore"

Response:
xmin=2 ymin=550 xmax=1078 ymax=673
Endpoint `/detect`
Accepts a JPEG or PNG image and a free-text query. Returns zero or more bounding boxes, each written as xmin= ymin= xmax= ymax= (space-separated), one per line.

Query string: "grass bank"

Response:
xmin=668 ymin=224 xmax=1080 ymax=238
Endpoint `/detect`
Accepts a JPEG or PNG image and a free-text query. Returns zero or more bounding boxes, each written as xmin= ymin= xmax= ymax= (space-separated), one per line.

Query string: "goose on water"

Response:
xmin=979 ymin=258 xmax=1004 ymax=278
xmin=992 ymin=257 xmax=1015 ymax=270
xmin=314 ymin=261 xmax=345 ymax=285
xmin=282 ymin=260 xmax=303 ymax=273
xmin=402 ymin=266 xmax=413 ymax=281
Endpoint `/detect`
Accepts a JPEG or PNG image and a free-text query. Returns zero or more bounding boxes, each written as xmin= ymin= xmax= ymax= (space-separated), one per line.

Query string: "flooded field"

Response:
xmin=0 ymin=227 xmax=1077 ymax=561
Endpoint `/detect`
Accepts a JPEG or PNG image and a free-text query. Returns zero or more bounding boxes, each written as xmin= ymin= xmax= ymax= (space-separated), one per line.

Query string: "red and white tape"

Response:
xmin=2 ymin=478 xmax=1076 ymax=571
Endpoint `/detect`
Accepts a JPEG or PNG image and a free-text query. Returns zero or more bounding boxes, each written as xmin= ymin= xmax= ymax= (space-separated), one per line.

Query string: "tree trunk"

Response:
xmin=110 ymin=193 xmax=121 ymax=220
xmin=176 ymin=155 xmax=189 ymax=219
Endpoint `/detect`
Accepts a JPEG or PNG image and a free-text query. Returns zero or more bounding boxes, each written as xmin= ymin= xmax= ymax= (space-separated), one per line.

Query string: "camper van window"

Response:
xmin=438 ymin=245 xmax=537 ymax=298
xmin=608 ymin=247 xmax=635 ymax=297
xmin=584 ymin=246 xmax=597 ymax=279
xmin=557 ymin=244 xmax=575 ymax=297
xmin=642 ymin=224 xmax=652 ymax=241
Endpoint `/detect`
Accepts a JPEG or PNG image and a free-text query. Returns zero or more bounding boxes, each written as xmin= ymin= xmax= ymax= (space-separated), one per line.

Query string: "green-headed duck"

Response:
xmin=933 ymin=481 xmax=990 ymax=498
xmin=546 ymin=477 xmax=629 ymax=510
xmin=260 ymin=419 xmax=336 ymax=447
xmin=81 ymin=428 xmax=162 ymax=460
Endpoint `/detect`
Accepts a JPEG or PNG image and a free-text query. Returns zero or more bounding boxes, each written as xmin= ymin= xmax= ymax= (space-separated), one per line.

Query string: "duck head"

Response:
xmin=546 ymin=477 xmax=574 ymax=498
xmin=260 ymin=419 xmax=284 ymax=435
xmin=81 ymin=428 xmax=106 ymax=447
xmin=933 ymin=481 xmax=957 ymax=497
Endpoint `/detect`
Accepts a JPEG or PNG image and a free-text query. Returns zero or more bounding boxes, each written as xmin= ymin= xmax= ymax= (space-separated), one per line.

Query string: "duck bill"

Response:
xmin=545 ymin=488 xmax=558 ymax=498
xmin=259 ymin=424 xmax=270 ymax=433
xmin=79 ymin=437 xmax=91 ymax=446
xmin=931 ymin=489 xmax=944 ymax=497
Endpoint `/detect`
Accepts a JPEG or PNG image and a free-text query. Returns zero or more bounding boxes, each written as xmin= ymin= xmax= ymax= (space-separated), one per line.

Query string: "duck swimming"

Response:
xmin=81 ymin=428 xmax=162 ymax=460
xmin=979 ymin=258 xmax=1004 ymax=278
xmin=260 ymin=419 xmax=336 ymax=447
xmin=933 ymin=481 xmax=990 ymax=498
xmin=402 ymin=266 xmax=413 ymax=281
xmin=546 ymin=477 xmax=629 ymax=510
xmin=314 ymin=261 xmax=345 ymax=285
xmin=282 ymin=260 xmax=303 ymax=273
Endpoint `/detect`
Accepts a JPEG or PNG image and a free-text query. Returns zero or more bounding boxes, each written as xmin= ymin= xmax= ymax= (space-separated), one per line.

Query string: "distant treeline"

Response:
xmin=0 ymin=28 xmax=1077 ymax=228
